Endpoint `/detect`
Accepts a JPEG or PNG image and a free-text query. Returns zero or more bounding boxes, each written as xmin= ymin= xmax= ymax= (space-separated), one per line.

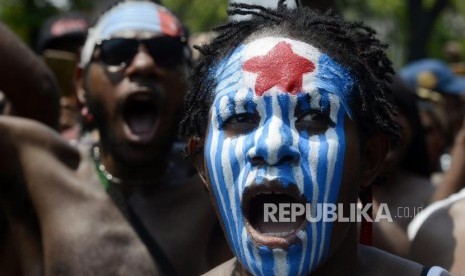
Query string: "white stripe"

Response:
xmin=242 ymin=228 xmax=255 ymax=274
xmin=218 ymin=95 xmax=231 ymax=123
xmin=209 ymin=109 xmax=233 ymax=246
xmin=273 ymin=248 xmax=288 ymax=276
xmin=221 ymin=138 xmax=241 ymax=249
xmin=297 ymin=230 xmax=308 ymax=275
xmin=328 ymin=94 xmax=340 ymax=124
xmin=215 ymin=71 xmax=242 ymax=98
xmin=308 ymin=134 xmax=320 ymax=269
xmin=234 ymin=87 xmax=249 ymax=114
xmin=234 ymin=136 xmax=247 ymax=261
xmin=265 ymin=96 xmax=283 ymax=164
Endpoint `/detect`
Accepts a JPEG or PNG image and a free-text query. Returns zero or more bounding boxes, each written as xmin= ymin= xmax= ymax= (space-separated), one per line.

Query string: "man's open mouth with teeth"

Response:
xmin=242 ymin=180 xmax=307 ymax=249
xmin=122 ymin=92 xmax=159 ymax=143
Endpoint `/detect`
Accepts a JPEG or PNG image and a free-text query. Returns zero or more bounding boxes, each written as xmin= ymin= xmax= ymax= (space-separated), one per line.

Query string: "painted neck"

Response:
xmin=233 ymin=222 xmax=359 ymax=276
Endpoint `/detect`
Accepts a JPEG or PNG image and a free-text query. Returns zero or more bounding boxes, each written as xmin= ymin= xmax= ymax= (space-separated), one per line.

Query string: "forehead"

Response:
xmin=212 ymin=36 xmax=355 ymax=114
xmin=98 ymin=2 xmax=182 ymax=40
xmin=109 ymin=30 xmax=165 ymax=39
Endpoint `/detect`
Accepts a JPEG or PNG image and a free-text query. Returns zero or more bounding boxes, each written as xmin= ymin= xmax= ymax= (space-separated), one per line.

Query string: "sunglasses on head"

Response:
xmin=95 ymin=36 xmax=186 ymax=68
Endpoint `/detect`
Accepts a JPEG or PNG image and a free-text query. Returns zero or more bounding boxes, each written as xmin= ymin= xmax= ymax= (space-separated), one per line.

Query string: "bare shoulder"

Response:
xmin=357 ymin=245 xmax=424 ymax=276
xmin=409 ymin=198 xmax=460 ymax=269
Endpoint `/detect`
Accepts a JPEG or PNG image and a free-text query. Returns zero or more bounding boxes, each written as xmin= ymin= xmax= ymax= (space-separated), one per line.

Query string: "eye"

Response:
xmin=222 ymin=113 xmax=259 ymax=136
xmin=295 ymin=110 xmax=334 ymax=134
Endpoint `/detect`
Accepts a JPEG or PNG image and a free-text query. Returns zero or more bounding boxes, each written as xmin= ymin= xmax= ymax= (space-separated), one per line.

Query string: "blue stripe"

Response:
xmin=321 ymin=108 xmax=347 ymax=260
xmin=316 ymin=54 xmax=354 ymax=117
xmin=213 ymin=46 xmax=244 ymax=94
xmin=247 ymin=242 xmax=262 ymax=276
xmin=287 ymin=243 xmax=303 ymax=275
xmin=255 ymin=96 xmax=273 ymax=162
xmin=207 ymin=119 xmax=240 ymax=259
xmin=277 ymin=94 xmax=293 ymax=173
xmin=258 ymin=246 xmax=275 ymax=276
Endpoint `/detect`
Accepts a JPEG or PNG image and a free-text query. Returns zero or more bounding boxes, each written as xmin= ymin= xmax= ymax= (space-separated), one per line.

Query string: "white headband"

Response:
xmin=80 ymin=1 xmax=183 ymax=66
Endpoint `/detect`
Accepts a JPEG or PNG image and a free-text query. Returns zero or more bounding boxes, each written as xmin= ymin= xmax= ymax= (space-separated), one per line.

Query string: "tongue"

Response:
xmin=127 ymin=113 xmax=156 ymax=134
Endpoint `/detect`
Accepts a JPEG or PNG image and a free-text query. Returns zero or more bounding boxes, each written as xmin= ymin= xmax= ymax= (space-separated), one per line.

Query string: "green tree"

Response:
xmin=339 ymin=0 xmax=465 ymax=64
xmin=164 ymin=0 xmax=228 ymax=33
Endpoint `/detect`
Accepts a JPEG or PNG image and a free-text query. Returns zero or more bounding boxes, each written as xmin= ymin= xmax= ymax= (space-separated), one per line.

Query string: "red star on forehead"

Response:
xmin=243 ymin=41 xmax=315 ymax=96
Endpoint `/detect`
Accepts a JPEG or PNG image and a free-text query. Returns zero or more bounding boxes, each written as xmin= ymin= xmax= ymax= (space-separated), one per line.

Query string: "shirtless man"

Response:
xmin=181 ymin=2 xmax=449 ymax=275
xmin=0 ymin=1 xmax=229 ymax=275
xmin=0 ymin=117 xmax=159 ymax=275
xmin=74 ymin=0 xmax=229 ymax=274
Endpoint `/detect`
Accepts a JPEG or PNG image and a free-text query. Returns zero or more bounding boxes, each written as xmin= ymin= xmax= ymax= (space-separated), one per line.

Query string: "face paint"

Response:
xmin=205 ymin=37 xmax=355 ymax=275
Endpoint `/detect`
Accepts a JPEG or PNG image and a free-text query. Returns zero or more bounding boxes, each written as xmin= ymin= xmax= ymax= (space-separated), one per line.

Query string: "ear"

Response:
xmin=187 ymin=137 xmax=208 ymax=190
xmin=74 ymin=64 xmax=86 ymax=106
xmin=360 ymin=133 xmax=390 ymax=188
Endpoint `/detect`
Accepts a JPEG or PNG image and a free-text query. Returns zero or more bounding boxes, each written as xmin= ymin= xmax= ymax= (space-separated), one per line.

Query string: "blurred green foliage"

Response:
xmin=0 ymin=0 xmax=227 ymax=46
xmin=340 ymin=0 xmax=465 ymax=65
xmin=0 ymin=0 xmax=463 ymax=64
xmin=163 ymin=0 xmax=228 ymax=34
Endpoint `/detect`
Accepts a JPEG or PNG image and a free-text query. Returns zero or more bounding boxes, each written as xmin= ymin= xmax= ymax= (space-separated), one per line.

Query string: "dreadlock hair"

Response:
xmin=180 ymin=2 xmax=400 ymax=145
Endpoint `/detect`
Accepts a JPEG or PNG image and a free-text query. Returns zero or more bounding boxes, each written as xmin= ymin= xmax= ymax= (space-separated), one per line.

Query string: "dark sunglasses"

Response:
xmin=95 ymin=36 xmax=186 ymax=68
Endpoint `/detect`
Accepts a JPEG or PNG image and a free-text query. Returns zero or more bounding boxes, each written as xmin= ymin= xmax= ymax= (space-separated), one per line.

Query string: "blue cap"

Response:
xmin=400 ymin=59 xmax=465 ymax=96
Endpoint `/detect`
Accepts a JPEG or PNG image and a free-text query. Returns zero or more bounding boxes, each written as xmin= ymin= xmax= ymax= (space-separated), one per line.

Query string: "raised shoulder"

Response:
xmin=409 ymin=193 xmax=465 ymax=273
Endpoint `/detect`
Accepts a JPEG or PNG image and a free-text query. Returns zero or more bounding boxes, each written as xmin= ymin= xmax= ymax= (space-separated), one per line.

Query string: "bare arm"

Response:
xmin=432 ymin=122 xmax=465 ymax=201
xmin=409 ymin=206 xmax=455 ymax=270
xmin=0 ymin=23 xmax=59 ymax=129
xmin=0 ymin=117 xmax=159 ymax=275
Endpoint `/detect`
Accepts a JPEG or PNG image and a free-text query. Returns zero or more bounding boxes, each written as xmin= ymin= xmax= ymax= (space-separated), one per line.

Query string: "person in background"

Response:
xmin=408 ymin=119 xmax=465 ymax=274
xmin=400 ymin=59 xmax=465 ymax=200
xmin=74 ymin=0 xmax=231 ymax=274
xmin=0 ymin=1 xmax=232 ymax=275
xmin=443 ymin=41 xmax=465 ymax=76
xmin=36 ymin=12 xmax=90 ymax=141
xmin=373 ymin=76 xmax=435 ymax=258
xmin=0 ymin=22 xmax=60 ymax=128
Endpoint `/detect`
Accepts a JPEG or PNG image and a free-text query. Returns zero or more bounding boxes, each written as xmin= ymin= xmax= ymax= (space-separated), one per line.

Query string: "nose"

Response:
xmin=125 ymin=47 xmax=163 ymax=78
xmin=247 ymin=123 xmax=300 ymax=166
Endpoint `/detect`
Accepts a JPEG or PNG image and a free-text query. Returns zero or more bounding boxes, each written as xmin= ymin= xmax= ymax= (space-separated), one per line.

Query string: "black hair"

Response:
xmin=180 ymin=2 xmax=400 ymax=144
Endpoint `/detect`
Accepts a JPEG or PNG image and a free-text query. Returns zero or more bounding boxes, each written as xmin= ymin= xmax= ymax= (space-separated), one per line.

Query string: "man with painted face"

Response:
xmin=74 ymin=0 xmax=230 ymax=274
xmin=181 ymin=2 xmax=450 ymax=276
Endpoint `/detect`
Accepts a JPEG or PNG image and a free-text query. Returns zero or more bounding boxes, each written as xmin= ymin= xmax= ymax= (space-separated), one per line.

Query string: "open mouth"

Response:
xmin=242 ymin=180 xmax=307 ymax=249
xmin=122 ymin=93 xmax=158 ymax=143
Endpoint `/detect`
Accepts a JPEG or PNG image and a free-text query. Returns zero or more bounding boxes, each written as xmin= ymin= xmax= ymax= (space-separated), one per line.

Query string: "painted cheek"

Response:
xmin=205 ymin=99 xmax=255 ymax=259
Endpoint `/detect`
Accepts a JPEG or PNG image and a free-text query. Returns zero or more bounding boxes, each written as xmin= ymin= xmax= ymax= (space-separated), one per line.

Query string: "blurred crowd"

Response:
xmin=0 ymin=0 xmax=464 ymax=275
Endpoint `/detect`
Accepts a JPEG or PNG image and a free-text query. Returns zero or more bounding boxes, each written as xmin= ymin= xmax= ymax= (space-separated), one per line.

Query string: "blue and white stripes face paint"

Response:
xmin=205 ymin=37 xmax=355 ymax=275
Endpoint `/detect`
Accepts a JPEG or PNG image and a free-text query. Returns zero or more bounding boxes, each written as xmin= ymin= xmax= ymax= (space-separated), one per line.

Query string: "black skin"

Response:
xmin=74 ymin=29 xmax=232 ymax=275
xmin=0 ymin=23 xmax=59 ymax=129
xmin=0 ymin=116 xmax=160 ymax=275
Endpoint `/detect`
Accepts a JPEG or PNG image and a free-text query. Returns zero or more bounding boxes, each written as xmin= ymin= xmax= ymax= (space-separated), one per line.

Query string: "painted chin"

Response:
xmin=121 ymin=92 xmax=159 ymax=144
xmin=242 ymin=180 xmax=307 ymax=250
